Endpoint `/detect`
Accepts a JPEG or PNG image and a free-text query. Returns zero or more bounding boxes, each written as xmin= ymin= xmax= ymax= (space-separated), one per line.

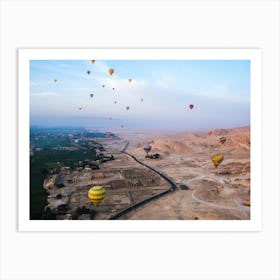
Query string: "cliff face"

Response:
xmin=132 ymin=126 xmax=250 ymax=156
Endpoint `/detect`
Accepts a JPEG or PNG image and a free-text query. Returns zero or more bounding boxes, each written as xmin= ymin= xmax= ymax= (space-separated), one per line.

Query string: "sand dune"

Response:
xmin=129 ymin=126 xmax=250 ymax=157
xmin=118 ymin=126 xmax=250 ymax=220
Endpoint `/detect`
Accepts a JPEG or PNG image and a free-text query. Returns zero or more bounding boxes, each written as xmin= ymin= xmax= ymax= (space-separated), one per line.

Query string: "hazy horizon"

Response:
xmin=30 ymin=59 xmax=250 ymax=130
xmin=30 ymin=117 xmax=250 ymax=133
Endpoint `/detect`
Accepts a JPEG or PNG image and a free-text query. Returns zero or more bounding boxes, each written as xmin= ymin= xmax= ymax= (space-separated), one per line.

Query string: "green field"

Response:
xmin=30 ymin=149 xmax=97 ymax=219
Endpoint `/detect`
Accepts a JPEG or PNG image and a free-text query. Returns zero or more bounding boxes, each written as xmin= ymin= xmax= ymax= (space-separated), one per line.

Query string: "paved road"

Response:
xmin=107 ymin=150 xmax=177 ymax=220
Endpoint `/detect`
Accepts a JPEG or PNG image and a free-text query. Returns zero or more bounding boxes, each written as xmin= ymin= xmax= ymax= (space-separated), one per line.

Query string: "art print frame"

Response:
xmin=18 ymin=48 xmax=262 ymax=232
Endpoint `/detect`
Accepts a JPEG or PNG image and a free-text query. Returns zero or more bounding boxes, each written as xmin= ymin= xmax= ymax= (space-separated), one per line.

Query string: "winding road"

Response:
xmin=107 ymin=142 xmax=177 ymax=220
xmin=107 ymin=139 xmax=249 ymax=220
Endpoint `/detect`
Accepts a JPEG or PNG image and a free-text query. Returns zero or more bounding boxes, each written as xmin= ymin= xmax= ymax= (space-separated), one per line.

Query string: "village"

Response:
xmin=42 ymin=147 xmax=170 ymax=220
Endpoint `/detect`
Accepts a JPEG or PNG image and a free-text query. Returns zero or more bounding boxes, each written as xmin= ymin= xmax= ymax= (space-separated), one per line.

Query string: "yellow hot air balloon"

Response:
xmin=108 ymin=68 xmax=114 ymax=75
xmin=88 ymin=186 xmax=106 ymax=206
xmin=211 ymin=153 xmax=224 ymax=168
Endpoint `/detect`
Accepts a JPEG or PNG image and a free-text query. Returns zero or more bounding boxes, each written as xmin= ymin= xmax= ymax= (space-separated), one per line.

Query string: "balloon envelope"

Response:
xmin=91 ymin=60 xmax=95 ymax=64
xmin=189 ymin=104 xmax=194 ymax=109
xmin=108 ymin=68 xmax=114 ymax=75
xmin=88 ymin=186 xmax=106 ymax=206
xmin=219 ymin=137 xmax=226 ymax=144
xmin=144 ymin=144 xmax=152 ymax=153
xmin=211 ymin=154 xmax=224 ymax=168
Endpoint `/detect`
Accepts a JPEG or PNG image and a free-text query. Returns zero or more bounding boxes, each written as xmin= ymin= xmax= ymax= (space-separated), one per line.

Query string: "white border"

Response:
xmin=18 ymin=48 xmax=262 ymax=231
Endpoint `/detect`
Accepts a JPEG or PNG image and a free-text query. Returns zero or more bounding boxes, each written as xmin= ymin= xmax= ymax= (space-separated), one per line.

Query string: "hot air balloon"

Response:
xmin=114 ymin=100 xmax=117 ymax=104
xmin=87 ymin=70 xmax=91 ymax=75
xmin=211 ymin=154 xmax=224 ymax=168
xmin=91 ymin=60 xmax=95 ymax=64
xmin=141 ymin=98 xmax=143 ymax=102
xmin=121 ymin=124 xmax=124 ymax=128
xmin=54 ymin=79 xmax=58 ymax=83
xmin=78 ymin=107 xmax=82 ymax=110
xmin=128 ymin=79 xmax=132 ymax=83
xmin=102 ymin=84 xmax=105 ymax=88
xmin=144 ymin=144 xmax=152 ymax=155
xmin=112 ymin=88 xmax=115 ymax=91
xmin=108 ymin=68 xmax=114 ymax=75
xmin=189 ymin=104 xmax=194 ymax=110
xmin=126 ymin=106 xmax=130 ymax=111
xmin=90 ymin=93 xmax=94 ymax=98
xmin=88 ymin=186 xmax=106 ymax=207
xmin=219 ymin=137 xmax=226 ymax=144
xmin=208 ymin=130 xmax=213 ymax=135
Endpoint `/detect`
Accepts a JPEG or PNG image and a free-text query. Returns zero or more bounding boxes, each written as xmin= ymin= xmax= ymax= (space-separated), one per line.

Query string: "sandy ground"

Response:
xmin=106 ymin=126 xmax=250 ymax=220
xmin=44 ymin=126 xmax=250 ymax=220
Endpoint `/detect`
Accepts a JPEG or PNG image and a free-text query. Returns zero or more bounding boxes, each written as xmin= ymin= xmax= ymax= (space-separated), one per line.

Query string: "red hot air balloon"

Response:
xmin=189 ymin=104 xmax=194 ymax=110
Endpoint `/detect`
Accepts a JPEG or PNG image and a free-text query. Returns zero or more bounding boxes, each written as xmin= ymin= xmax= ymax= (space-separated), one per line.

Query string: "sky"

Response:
xmin=30 ymin=59 xmax=250 ymax=131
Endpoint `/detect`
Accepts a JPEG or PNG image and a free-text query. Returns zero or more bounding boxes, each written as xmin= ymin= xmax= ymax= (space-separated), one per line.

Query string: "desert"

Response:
xmin=114 ymin=125 xmax=250 ymax=220
xmin=39 ymin=125 xmax=250 ymax=220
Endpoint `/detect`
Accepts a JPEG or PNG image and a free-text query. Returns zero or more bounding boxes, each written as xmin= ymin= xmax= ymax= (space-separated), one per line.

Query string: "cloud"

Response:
xmin=76 ymin=87 xmax=93 ymax=92
xmin=154 ymin=72 xmax=177 ymax=89
xmin=31 ymin=92 xmax=60 ymax=97
xmin=190 ymin=85 xmax=250 ymax=104
xmin=93 ymin=60 xmax=111 ymax=74
xmin=30 ymin=81 xmax=40 ymax=87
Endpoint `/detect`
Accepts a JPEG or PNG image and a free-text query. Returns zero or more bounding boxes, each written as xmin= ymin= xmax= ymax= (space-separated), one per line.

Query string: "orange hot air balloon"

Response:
xmin=108 ymin=68 xmax=114 ymax=75
xmin=211 ymin=154 xmax=224 ymax=168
